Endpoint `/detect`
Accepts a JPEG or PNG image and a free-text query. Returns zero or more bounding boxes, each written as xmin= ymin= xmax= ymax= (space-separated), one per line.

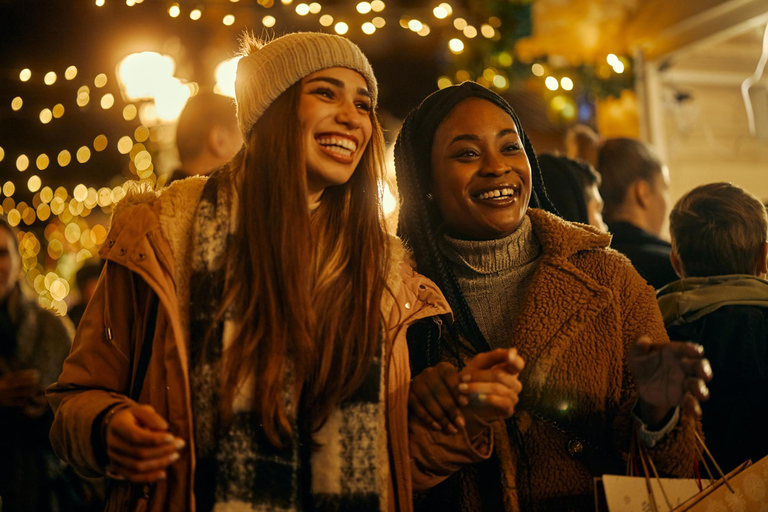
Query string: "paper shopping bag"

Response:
xmin=674 ymin=454 xmax=768 ymax=511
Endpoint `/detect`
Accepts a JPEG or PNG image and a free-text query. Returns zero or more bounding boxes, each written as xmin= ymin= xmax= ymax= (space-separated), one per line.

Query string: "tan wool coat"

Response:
xmin=412 ymin=209 xmax=700 ymax=511
xmin=47 ymin=177 xmax=492 ymax=512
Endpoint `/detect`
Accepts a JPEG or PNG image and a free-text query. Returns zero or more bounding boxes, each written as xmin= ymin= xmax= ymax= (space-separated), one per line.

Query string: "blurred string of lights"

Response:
xmin=1 ymin=0 xmax=633 ymax=315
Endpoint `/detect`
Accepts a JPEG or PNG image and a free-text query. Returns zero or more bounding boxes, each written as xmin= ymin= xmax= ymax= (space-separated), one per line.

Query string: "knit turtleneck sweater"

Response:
xmin=439 ymin=215 xmax=543 ymax=350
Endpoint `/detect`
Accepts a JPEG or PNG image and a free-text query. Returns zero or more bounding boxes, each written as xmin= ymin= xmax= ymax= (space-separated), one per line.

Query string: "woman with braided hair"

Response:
xmin=396 ymin=82 xmax=712 ymax=511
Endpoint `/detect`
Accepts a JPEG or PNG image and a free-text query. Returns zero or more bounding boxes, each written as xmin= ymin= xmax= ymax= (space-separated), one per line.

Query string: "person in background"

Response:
xmin=67 ymin=258 xmax=103 ymax=328
xmin=166 ymin=91 xmax=244 ymax=184
xmin=0 ymin=217 xmax=75 ymax=511
xmin=537 ymin=153 xmax=607 ymax=231
xmin=598 ymin=137 xmax=678 ymax=289
xmin=657 ymin=182 xmax=768 ymax=472
xmin=395 ymin=82 xmax=710 ymax=511
xmin=564 ymin=124 xmax=601 ymax=168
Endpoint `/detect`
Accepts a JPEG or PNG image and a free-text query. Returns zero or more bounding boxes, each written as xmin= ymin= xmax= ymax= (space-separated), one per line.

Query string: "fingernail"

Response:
xmin=477 ymin=393 xmax=487 ymax=403
xmin=702 ymin=360 xmax=712 ymax=378
xmin=163 ymin=434 xmax=175 ymax=444
xmin=448 ymin=425 xmax=458 ymax=434
xmin=158 ymin=472 xmax=167 ymax=479
xmin=695 ymin=403 xmax=702 ymax=418
xmin=696 ymin=344 xmax=704 ymax=355
xmin=508 ymin=349 xmax=517 ymax=362
xmin=459 ymin=396 xmax=469 ymax=406
xmin=455 ymin=415 xmax=466 ymax=429
xmin=461 ymin=375 xmax=471 ymax=383
xmin=699 ymin=382 xmax=709 ymax=398
xmin=169 ymin=452 xmax=180 ymax=462
xmin=458 ymin=383 xmax=469 ymax=392
xmin=432 ymin=421 xmax=442 ymax=431
xmin=174 ymin=438 xmax=186 ymax=450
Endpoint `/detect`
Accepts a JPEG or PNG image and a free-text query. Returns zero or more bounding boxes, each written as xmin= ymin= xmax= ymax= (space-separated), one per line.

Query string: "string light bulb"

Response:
xmin=334 ymin=22 xmax=348 ymax=34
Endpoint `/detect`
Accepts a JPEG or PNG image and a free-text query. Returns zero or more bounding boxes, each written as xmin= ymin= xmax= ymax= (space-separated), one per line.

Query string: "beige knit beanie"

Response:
xmin=235 ymin=32 xmax=378 ymax=138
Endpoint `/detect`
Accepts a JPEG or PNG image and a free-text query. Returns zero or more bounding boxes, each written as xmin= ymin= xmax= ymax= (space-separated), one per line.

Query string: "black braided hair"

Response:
xmin=395 ymin=81 xmax=557 ymax=362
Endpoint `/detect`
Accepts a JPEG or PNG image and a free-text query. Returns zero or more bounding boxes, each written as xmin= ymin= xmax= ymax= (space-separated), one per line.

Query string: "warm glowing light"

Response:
xmin=606 ymin=53 xmax=619 ymax=66
xmin=40 ymin=187 xmax=52 ymax=203
xmin=100 ymin=93 xmax=115 ymax=109
xmin=222 ymin=14 xmax=235 ymax=25
xmin=190 ymin=9 xmax=201 ymax=20
xmin=433 ymin=6 xmax=448 ymax=19
xmin=408 ymin=19 xmax=422 ymax=32
xmin=123 ymin=104 xmax=137 ymax=120
xmin=561 ymin=77 xmax=574 ymax=91
xmin=531 ymin=63 xmax=544 ymax=76
xmin=17 ymin=155 xmax=29 ymax=172
xmin=448 ymin=38 xmax=464 ymax=54
xmin=545 ymin=76 xmax=559 ymax=91
xmin=153 ymin=79 xmax=191 ymax=122
xmin=262 ymin=15 xmax=276 ymax=27
xmin=11 ymin=97 xmax=22 ymax=111
xmin=362 ymin=22 xmax=376 ymax=35
xmin=3 ymin=182 xmax=15 ymax=196
xmin=437 ymin=76 xmax=452 ymax=89
xmin=58 ymin=150 xmax=71 ymax=167
xmin=168 ymin=3 xmax=180 ymax=17
xmin=492 ymin=75 xmax=507 ymax=89
xmin=77 ymin=146 xmax=91 ymax=163
xmin=36 ymin=154 xmax=49 ymax=170
xmin=356 ymin=2 xmax=371 ymax=14
xmin=334 ymin=22 xmax=349 ymax=35
xmin=370 ymin=0 xmax=384 ymax=12
xmin=117 ymin=52 xmax=176 ymax=101
xmin=372 ymin=16 xmax=385 ymax=28
xmin=418 ymin=24 xmax=430 ymax=36
xmin=94 ymin=135 xmax=108 ymax=152
xmin=455 ymin=69 xmax=470 ymax=82
xmin=19 ymin=69 xmax=31 ymax=82
xmin=134 ymin=125 xmax=150 ymax=142
xmin=281 ymin=0 xmax=292 ymax=3
xmin=27 ymin=176 xmax=41 ymax=193
xmin=498 ymin=52 xmax=513 ymax=67
xmin=439 ymin=3 xmax=453 ymax=15
xmin=463 ymin=26 xmax=477 ymax=38
xmin=214 ymin=57 xmax=241 ymax=98
xmin=74 ymin=184 xmax=88 ymax=202
xmin=0 ymin=148 xmax=4 ymax=163
xmin=481 ymin=24 xmax=495 ymax=38
xmin=44 ymin=72 xmax=57 ymax=85
xmin=95 ymin=0 xmax=105 ymax=6
xmin=52 ymin=103 xmax=65 ymax=118
xmin=613 ymin=61 xmax=625 ymax=73
xmin=117 ymin=136 xmax=134 ymax=154
xmin=39 ymin=109 xmax=53 ymax=124
xmin=94 ymin=73 xmax=108 ymax=88
xmin=309 ymin=2 xmax=321 ymax=13
xmin=319 ymin=14 xmax=333 ymax=26
xmin=295 ymin=3 xmax=310 ymax=15
xmin=453 ymin=18 xmax=467 ymax=30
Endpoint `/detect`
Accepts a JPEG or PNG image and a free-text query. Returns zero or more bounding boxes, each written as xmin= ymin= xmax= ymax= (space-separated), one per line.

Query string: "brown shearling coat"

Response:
xmin=46 ymin=177 xmax=492 ymax=512
xmin=411 ymin=209 xmax=700 ymax=511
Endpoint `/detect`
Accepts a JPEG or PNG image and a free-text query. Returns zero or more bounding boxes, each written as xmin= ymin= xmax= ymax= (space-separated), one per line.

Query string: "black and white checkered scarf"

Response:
xmin=188 ymin=174 xmax=388 ymax=512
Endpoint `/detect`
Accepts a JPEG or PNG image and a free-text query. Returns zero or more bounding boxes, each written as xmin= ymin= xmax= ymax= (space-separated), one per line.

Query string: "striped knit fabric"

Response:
xmin=188 ymin=175 xmax=387 ymax=512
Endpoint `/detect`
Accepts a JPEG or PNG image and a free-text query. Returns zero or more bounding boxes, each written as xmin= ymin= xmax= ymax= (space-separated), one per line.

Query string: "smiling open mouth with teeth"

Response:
xmin=475 ymin=186 xmax=519 ymax=201
xmin=316 ymin=136 xmax=357 ymax=157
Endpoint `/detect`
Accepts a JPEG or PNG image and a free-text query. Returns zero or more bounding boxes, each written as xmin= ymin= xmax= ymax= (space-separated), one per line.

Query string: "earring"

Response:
xmin=426 ymin=192 xmax=433 ymax=201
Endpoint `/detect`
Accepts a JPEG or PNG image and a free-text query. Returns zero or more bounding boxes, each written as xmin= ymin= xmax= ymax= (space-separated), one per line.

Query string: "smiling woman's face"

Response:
xmin=298 ymin=67 xmax=373 ymax=202
xmin=430 ymin=98 xmax=532 ymax=240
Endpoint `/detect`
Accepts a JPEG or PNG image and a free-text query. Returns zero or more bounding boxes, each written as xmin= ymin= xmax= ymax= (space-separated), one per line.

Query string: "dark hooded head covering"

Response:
xmin=394 ymin=81 xmax=556 ymax=358
xmin=537 ymin=154 xmax=599 ymax=225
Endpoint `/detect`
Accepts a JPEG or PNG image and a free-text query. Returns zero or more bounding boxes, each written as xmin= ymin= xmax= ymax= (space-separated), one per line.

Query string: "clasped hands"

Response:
xmin=409 ymin=348 xmax=525 ymax=437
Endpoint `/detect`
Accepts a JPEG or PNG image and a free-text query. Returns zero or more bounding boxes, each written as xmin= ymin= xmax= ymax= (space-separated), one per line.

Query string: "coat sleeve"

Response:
xmin=409 ymin=416 xmax=493 ymax=490
xmin=46 ymin=261 xmax=140 ymax=478
xmin=612 ymin=258 xmax=700 ymax=477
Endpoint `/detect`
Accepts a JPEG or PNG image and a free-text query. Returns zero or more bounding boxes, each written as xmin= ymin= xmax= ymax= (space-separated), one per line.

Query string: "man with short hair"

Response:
xmin=657 ymin=182 xmax=768 ymax=472
xmin=167 ymin=92 xmax=243 ymax=184
xmin=598 ymin=137 xmax=677 ymax=289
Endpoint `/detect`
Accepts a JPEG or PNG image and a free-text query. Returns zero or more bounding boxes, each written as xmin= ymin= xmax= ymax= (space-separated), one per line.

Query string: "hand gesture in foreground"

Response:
xmin=628 ymin=335 xmax=712 ymax=424
xmin=105 ymin=404 xmax=186 ymax=483
xmin=409 ymin=348 xmax=525 ymax=437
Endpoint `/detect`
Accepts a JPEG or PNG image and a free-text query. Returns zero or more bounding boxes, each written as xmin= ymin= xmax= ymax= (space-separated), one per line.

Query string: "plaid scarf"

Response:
xmin=187 ymin=175 xmax=388 ymax=512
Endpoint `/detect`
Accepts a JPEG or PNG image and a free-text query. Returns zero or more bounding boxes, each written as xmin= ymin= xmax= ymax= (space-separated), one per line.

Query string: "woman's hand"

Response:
xmin=105 ymin=404 xmax=185 ymax=483
xmin=409 ymin=348 xmax=525 ymax=437
xmin=628 ymin=335 xmax=712 ymax=424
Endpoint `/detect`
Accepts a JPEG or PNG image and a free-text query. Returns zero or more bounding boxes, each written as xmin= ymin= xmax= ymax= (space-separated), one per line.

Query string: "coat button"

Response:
xmin=404 ymin=302 xmax=411 ymax=310
xmin=136 ymin=252 xmax=146 ymax=261
xmin=106 ymin=239 xmax=115 ymax=248
xmin=567 ymin=439 xmax=584 ymax=459
xmin=118 ymin=247 xmax=127 ymax=256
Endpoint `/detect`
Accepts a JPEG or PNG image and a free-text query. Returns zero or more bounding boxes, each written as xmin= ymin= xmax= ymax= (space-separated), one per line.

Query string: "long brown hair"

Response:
xmin=216 ymin=80 xmax=390 ymax=447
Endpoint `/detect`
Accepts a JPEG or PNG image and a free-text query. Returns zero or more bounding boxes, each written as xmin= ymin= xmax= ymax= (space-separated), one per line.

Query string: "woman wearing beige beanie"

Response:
xmin=46 ymin=32 xmax=504 ymax=512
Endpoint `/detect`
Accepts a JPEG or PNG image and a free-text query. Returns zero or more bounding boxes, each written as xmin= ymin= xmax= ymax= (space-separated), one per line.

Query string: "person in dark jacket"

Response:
xmin=538 ymin=154 xmax=607 ymax=231
xmin=598 ymin=138 xmax=677 ymax=289
xmin=657 ymin=182 xmax=768 ymax=472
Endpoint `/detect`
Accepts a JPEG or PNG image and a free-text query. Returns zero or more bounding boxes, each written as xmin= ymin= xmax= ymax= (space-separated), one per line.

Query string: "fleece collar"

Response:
xmin=657 ymin=275 xmax=768 ymax=327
